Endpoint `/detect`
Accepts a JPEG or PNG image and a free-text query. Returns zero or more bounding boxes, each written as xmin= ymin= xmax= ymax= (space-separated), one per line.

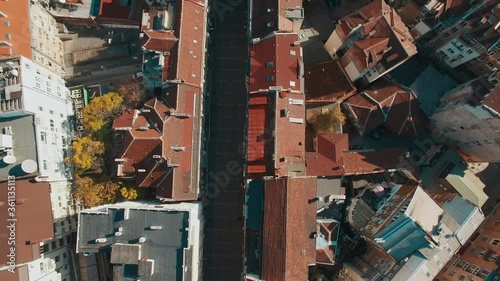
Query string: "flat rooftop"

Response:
xmin=0 ymin=114 xmax=38 ymax=181
xmin=78 ymin=206 xmax=190 ymax=281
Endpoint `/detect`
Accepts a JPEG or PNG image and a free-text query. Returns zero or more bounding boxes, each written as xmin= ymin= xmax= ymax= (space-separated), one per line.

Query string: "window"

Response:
xmin=467 ymin=49 xmax=473 ymax=54
xmin=477 ymin=269 xmax=491 ymax=278
xmin=40 ymin=132 xmax=46 ymax=143
xmin=451 ymin=27 xmax=458 ymax=32
xmin=50 ymin=119 xmax=54 ymax=131
xmin=66 ymin=236 xmax=71 ymax=244
xmin=290 ymin=50 xmax=296 ymax=56
xmin=491 ymin=238 xmax=500 ymax=245
xmin=63 ymin=253 xmax=67 ymax=259
xmin=444 ymin=32 xmax=450 ymax=38
xmin=49 ymin=110 xmax=54 ymax=115
xmin=42 ymin=244 xmax=49 ymax=253
xmin=448 ymin=48 xmax=455 ymax=54
xmin=448 ymin=271 xmax=456 ymax=276
xmin=62 ymin=137 xmax=66 ymax=146
xmin=265 ymin=62 xmax=274 ymax=68
xmin=266 ymin=76 xmax=274 ymax=82
xmin=4 ymin=21 xmax=9 ymax=27
xmin=59 ymin=238 xmax=64 ymax=247
xmin=55 ymin=255 xmax=60 ymax=262
xmin=51 ymin=241 xmax=56 ymax=249
xmin=459 ymin=275 xmax=465 ymax=281
xmin=5 ymin=33 xmax=10 ymax=39
xmin=43 ymin=160 xmax=48 ymax=170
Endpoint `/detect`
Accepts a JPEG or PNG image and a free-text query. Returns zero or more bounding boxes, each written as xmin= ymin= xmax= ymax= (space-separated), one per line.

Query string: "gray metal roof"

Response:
xmin=0 ymin=114 xmax=38 ymax=180
xmin=78 ymin=208 xmax=189 ymax=281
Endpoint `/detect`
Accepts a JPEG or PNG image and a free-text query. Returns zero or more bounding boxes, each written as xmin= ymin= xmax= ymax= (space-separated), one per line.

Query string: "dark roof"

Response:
xmin=262 ymin=177 xmax=317 ymax=281
xmin=465 ymin=0 xmax=500 ymax=50
xmin=304 ymin=61 xmax=356 ymax=103
xmin=484 ymin=83 xmax=500 ymax=114
xmin=78 ymin=206 xmax=190 ymax=281
xmin=344 ymin=79 xmax=428 ymax=136
xmin=0 ymin=179 xmax=54 ymax=266
xmin=306 ymin=134 xmax=348 ymax=177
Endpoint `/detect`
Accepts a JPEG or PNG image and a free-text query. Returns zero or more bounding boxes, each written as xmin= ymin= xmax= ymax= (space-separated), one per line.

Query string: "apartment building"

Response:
xmin=431 ymin=77 xmax=500 ymax=162
xmin=324 ymin=0 xmax=417 ymax=86
xmin=344 ymin=184 xmax=484 ymax=281
xmin=0 ymin=56 xmax=74 ymax=181
xmin=0 ymin=0 xmax=65 ymax=76
xmin=76 ymin=201 xmax=203 ymax=281
xmin=0 ymin=179 xmax=77 ymax=281
xmin=435 ymin=203 xmax=500 ymax=281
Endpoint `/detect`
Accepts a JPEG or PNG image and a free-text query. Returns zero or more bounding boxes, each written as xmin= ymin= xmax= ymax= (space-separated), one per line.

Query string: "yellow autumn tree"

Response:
xmin=82 ymin=92 xmax=124 ymax=132
xmin=310 ymin=106 xmax=346 ymax=133
xmin=74 ymin=177 xmax=120 ymax=208
xmin=65 ymin=136 xmax=105 ymax=174
xmin=120 ymin=187 xmax=139 ymax=200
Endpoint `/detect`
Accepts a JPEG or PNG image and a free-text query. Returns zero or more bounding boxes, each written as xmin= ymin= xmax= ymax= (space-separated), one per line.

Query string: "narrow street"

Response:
xmin=201 ymin=0 xmax=249 ymax=280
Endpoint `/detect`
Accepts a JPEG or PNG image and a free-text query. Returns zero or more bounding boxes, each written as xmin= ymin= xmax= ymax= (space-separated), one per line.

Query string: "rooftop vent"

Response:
xmin=150 ymin=225 xmax=163 ymax=230
xmin=153 ymin=155 xmax=161 ymax=159
xmin=170 ymin=146 xmax=185 ymax=151
xmin=138 ymin=169 xmax=146 ymax=172
xmin=138 ymin=127 xmax=149 ymax=131
xmin=95 ymin=238 xmax=107 ymax=243
xmin=139 ymin=237 xmax=146 ymax=243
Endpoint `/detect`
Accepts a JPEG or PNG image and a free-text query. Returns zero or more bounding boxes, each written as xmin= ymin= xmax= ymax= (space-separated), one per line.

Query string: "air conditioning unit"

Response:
xmin=153 ymin=155 xmax=161 ymax=159
xmin=71 ymin=89 xmax=81 ymax=94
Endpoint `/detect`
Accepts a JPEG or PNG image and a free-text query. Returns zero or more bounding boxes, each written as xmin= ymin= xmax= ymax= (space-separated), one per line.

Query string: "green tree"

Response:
xmin=74 ymin=177 xmax=119 ymax=208
xmin=65 ymin=136 xmax=105 ymax=174
xmin=82 ymin=92 xmax=124 ymax=132
xmin=310 ymin=106 xmax=346 ymax=133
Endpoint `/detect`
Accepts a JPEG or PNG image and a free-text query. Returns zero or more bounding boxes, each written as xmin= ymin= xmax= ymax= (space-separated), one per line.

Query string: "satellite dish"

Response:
xmin=10 ymin=69 xmax=18 ymax=76
xmin=3 ymin=155 xmax=16 ymax=164
xmin=21 ymin=159 xmax=37 ymax=174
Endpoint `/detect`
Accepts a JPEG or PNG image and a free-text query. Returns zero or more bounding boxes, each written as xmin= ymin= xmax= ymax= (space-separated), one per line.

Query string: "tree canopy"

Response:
xmin=82 ymin=92 xmax=124 ymax=132
xmin=310 ymin=106 xmax=346 ymax=133
xmin=117 ymin=79 xmax=147 ymax=109
xmin=65 ymin=136 xmax=105 ymax=174
xmin=74 ymin=177 xmax=119 ymax=208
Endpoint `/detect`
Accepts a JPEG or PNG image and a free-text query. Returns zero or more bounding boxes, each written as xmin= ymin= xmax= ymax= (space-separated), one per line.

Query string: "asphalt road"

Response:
xmin=201 ymin=0 xmax=249 ymax=280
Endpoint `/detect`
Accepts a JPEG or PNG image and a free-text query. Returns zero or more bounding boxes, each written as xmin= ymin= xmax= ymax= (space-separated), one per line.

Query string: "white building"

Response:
xmin=0 ymin=56 xmax=74 ymax=181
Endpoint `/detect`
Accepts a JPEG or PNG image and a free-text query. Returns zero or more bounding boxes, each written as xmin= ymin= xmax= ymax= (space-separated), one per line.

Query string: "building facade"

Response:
xmin=0 ymin=56 xmax=74 ymax=181
xmin=431 ymin=78 xmax=500 ymax=162
xmin=435 ymin=203 xmax=500 ymax=281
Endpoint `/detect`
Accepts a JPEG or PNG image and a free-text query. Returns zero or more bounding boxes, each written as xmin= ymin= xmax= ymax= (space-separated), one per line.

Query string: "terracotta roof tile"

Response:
xmin=304 ymin=61 xmax=356 ymax=103
xmin=141 ymin=31 xmax=178 ymax=52
xmin=306 ymin=133 xmax=348 ymax=177
xmin=342 ymin=148 xmax=407 ymax=175
xmin=316 ymin=220 xmax=339 ymax=265
xmin=249 ymin=34 xmax=302 ymax=93
xmin=0 ymin=179 xmax=53 ymax=266
xmin=344 ymin=79 xmax=427 ymax=135
xmin=113 ymin=88 xmax=200 ymax=201
xmin=113 ymin=109 xmax=137 ymax=129
xmin=262 ymin=177 xmax=317 ymax=281
xmin=0 ymin=0 xmax=31 ymax=59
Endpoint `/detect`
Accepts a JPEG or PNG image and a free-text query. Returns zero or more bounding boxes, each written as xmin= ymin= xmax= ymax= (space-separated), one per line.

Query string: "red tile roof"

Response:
xmin=175 ymin=0 xmax=205 ymax=87
xmin=465 ymin=0 xmax=500 ymax=50
xmin=344 ymin=79 xmax=427 ymax=136
xmin=342 ymin=148 xmax=407 ymax=175
xmin=0 ymin=179 xmax=54 ymax=266
xmin=262 ymin=177 xmax=317 ymax=281
xmin=141 ymin=31 xmax=178 ymax=53
xmin=304 ymin=61 xmax=357 ymax=103
xmin=249 ymin=33 xmax=302 ymax=93
xmin=113 ymin=86 xmax=199 ymax=201
xmin=251 ymin=0 xmax=303 ymax=38
xmin=247 ymin=33 xmax=306 ymax=178
xmin=0 ymin=0 xmax=32 ymax=58
xmin=330 ymin=0 xmax=417 ymax=82
xmin=306 ymin=133 xmax=348 ymax=177
xmin=112 ymin=109 xmax=137 ymax=129
xmin=316 ymin=220 xmax=339 ymax=265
